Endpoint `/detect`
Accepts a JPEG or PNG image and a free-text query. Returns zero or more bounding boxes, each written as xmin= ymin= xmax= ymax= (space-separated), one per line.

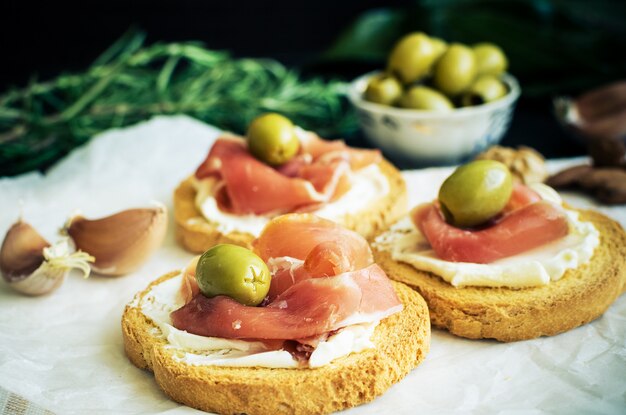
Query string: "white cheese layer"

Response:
xmin=192 ymin=164 xmax=389 ymax=236
xmin=138 ymin=273 xmax=377 ymax=368
xmin=374 ymin=186 xmax=600 ymax=288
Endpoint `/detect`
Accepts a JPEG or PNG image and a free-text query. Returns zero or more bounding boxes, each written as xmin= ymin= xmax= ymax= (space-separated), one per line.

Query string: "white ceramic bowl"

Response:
xmin=348 ymin=72 xmax=521 ymax=166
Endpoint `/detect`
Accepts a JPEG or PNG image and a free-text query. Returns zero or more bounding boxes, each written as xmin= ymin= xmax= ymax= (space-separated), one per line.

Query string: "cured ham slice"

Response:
xmin=412 ymin=201 xmax=569 ymax=264
xmin=266 ymin=257 xmax=309 ymax=301
xmin=298 ymin=132 xmax=381 ymax=169
xmin=195 ymin=138 xmax=328 ymax=214
xmin=253 ymin=214 xmax=373 ymax=268
xmin=172 ymin=213 xmax=402 ymax=342
xmin=266 ymin=241 xmax=355 ymax=301
xmin=258 ymin=214 xmax=373 ymax=300
xmin=298 ymin=160 xmax=353 ymax=201
xmin=171 ymin=213 xmax=402 ymax=344
xmin=303 ymin=241 xmax=354 ymax=277
xmin=171 ymin=264 xmax=402 ymax=340
xmin=179 ymin=215 xmax=373 ymax=303
xmin=193 ymin=133 xmax=380 ymax=215
xmin=503 ymin=183 xmax=542 ymax=213
xmin=180 ymin=256 xmax=200 ymax=304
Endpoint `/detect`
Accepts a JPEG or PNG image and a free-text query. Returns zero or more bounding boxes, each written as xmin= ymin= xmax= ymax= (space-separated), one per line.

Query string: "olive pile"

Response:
xmin=364 ymin=32 xmax=509 ymax=111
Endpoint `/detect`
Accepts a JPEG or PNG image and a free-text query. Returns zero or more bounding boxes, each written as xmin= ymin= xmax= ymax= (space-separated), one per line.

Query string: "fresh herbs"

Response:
xmin=0 ymin=31 xmax=357 ymax=176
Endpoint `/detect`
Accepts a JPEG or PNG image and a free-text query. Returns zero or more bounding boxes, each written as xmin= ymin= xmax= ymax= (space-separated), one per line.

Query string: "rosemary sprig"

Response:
xmin=0 ymin=30 xmax=357 ymax=176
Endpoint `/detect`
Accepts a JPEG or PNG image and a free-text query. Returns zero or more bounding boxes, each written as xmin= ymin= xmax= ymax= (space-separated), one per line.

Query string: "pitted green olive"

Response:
xmin=473 ymin=43 xmax=508 ymax=76
xmin=247 ymin=113 xmax=299 ymax=166
xmin=399 ymin=86 xmax=453 ymax=111
xmin=433 ymin=44 xmax=477 ymax=96
xmin=438 ymin=160 xmax=513 ymax=228
xmin=387 ymin=32 xmax=438 ymax=84
xmin=195 ymin=244 xmax=271 ymax=306
xmin=364 ymin=74 xmax=403 ymax=105
xmin=461 ymin=76 xmax=508 ymax=106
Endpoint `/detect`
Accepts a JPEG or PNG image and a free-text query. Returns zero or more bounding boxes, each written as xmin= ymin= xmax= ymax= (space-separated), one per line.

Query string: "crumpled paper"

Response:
xmin=0 ymin=116 xmax=624 ymax=415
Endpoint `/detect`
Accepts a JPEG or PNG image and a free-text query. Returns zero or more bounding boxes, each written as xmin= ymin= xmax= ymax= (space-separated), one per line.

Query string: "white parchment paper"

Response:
xmin=0 ymin=116 xmax=624 ymax=414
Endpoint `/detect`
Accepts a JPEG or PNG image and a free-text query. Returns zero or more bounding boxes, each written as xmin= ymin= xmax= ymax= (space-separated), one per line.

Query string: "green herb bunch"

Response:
xmin=0 ymin=31 xmax=357 ymax=176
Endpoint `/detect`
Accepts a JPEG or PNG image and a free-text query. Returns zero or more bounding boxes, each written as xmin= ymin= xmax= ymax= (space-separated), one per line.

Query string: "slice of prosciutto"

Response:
xmin=412 ymin=199 xmax=570 ymax=264
xmin=253 ymin=213 xmax=373 ymax=267
xmin=503 ymin=183 xmax=542 ymax=213
xmin=193 ymin=133 xmax=380 ymax=215
xmin=171 ymin=213 xmax=402 ymax=340
xmin=254 ymin=214 xmax=374 ymax=300
xmin=180 ymin=256 xmax=200 ymax=304
xmin=298 ymin=131 xmax=381 ymax=170
xmin=264 ymin=240 xmax=360 ymax=302
xmin=171 ymin=263 xmax=402 ymax=340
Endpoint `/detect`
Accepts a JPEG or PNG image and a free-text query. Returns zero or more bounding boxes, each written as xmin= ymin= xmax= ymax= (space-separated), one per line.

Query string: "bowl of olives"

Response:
xmin=348 ymin=33 xmax=520 ymax=166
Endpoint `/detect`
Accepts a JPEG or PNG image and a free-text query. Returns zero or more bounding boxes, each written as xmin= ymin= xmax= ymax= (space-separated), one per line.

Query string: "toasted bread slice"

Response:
xmin=174 ymin=160 xmax=407 ymax=253
xmin=122 ymin=273 xmax=430 ymax=415
xmin=373 ymin=209 xmax=626 ymax=342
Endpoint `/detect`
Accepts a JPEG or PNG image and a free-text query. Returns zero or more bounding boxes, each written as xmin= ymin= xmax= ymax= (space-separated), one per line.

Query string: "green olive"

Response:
xmin=364 ymin=73 xmax=402 ymax=105
xmin=430 ymin=37 xmax=448 ymax=62
xmin=399 ymin=86 xmax=454 ymax=112
xmin=473 ymin=43 xmax=508 ymax=76
xmin=461 ymin=76 xmax=508 ymax=106
xmin=433 ymin=44 xmax=477 ymax=96
xmin=438 ymin=160 xmax=513 ymax=228
xmin=387 ymin=32 xmax=438 ymax=84
xmin=247 ymin=113 xmax=299 ymax=166
xmin=195 ymin=244 xmax=271 ymax=306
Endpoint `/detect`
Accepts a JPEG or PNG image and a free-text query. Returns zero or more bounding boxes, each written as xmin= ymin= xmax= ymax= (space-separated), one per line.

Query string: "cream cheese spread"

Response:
xmin=374 ymin=184 xmax=600 ymax=288
xmin=191 ymin=164 xmax=389 ymax=236
xmin=138 ymin=273 xmax=378 ymax=368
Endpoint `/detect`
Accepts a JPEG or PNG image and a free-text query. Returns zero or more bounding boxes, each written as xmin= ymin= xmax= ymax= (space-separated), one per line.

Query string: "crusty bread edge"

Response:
xmin=173 ymin=159 xmax=407 ymax=253
xmin=373 ymin=209 xmax=626 ymax=342
xmin=122 ymin=274 xmax=430 ymax=415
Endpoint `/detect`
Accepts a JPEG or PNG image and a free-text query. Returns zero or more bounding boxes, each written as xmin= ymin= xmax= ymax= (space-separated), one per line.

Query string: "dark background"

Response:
xmin=1 ymin=0 xmax=608 ymax=161
xmin=1 ymin=0 xmax=408 ymax=89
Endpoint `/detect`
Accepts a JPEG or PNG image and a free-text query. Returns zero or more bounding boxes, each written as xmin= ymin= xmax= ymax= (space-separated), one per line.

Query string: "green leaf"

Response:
xmin=322 ymin=8 xmax=408 ymax=62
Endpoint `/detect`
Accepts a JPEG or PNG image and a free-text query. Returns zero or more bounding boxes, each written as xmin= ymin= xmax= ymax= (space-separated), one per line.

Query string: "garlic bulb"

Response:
xmin=0 ymin=220 xmax=93 ymax=296
xmin=64 ymin=204 xmax=167 ymax=276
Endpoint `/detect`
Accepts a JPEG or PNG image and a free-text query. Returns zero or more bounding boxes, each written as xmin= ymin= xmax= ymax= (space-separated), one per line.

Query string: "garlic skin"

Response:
xmin=65 ymin=204 xmax=168 ymax=276
xmin=0 ymin=221 xmax=93 ymax=296
xmin=0 ymin=220 xmax=49 ymax=282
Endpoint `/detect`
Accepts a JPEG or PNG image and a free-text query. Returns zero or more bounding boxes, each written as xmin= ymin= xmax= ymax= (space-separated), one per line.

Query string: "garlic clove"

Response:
xmin=65 ymin=204 xmax=168 ymax=276
xmin=7 ymin=264 xmax=67 ymax=295
xmin=0 ymin=220 xmax=49 ymax=282
xmin=1 ymin=221 xmax=94 ymax=296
